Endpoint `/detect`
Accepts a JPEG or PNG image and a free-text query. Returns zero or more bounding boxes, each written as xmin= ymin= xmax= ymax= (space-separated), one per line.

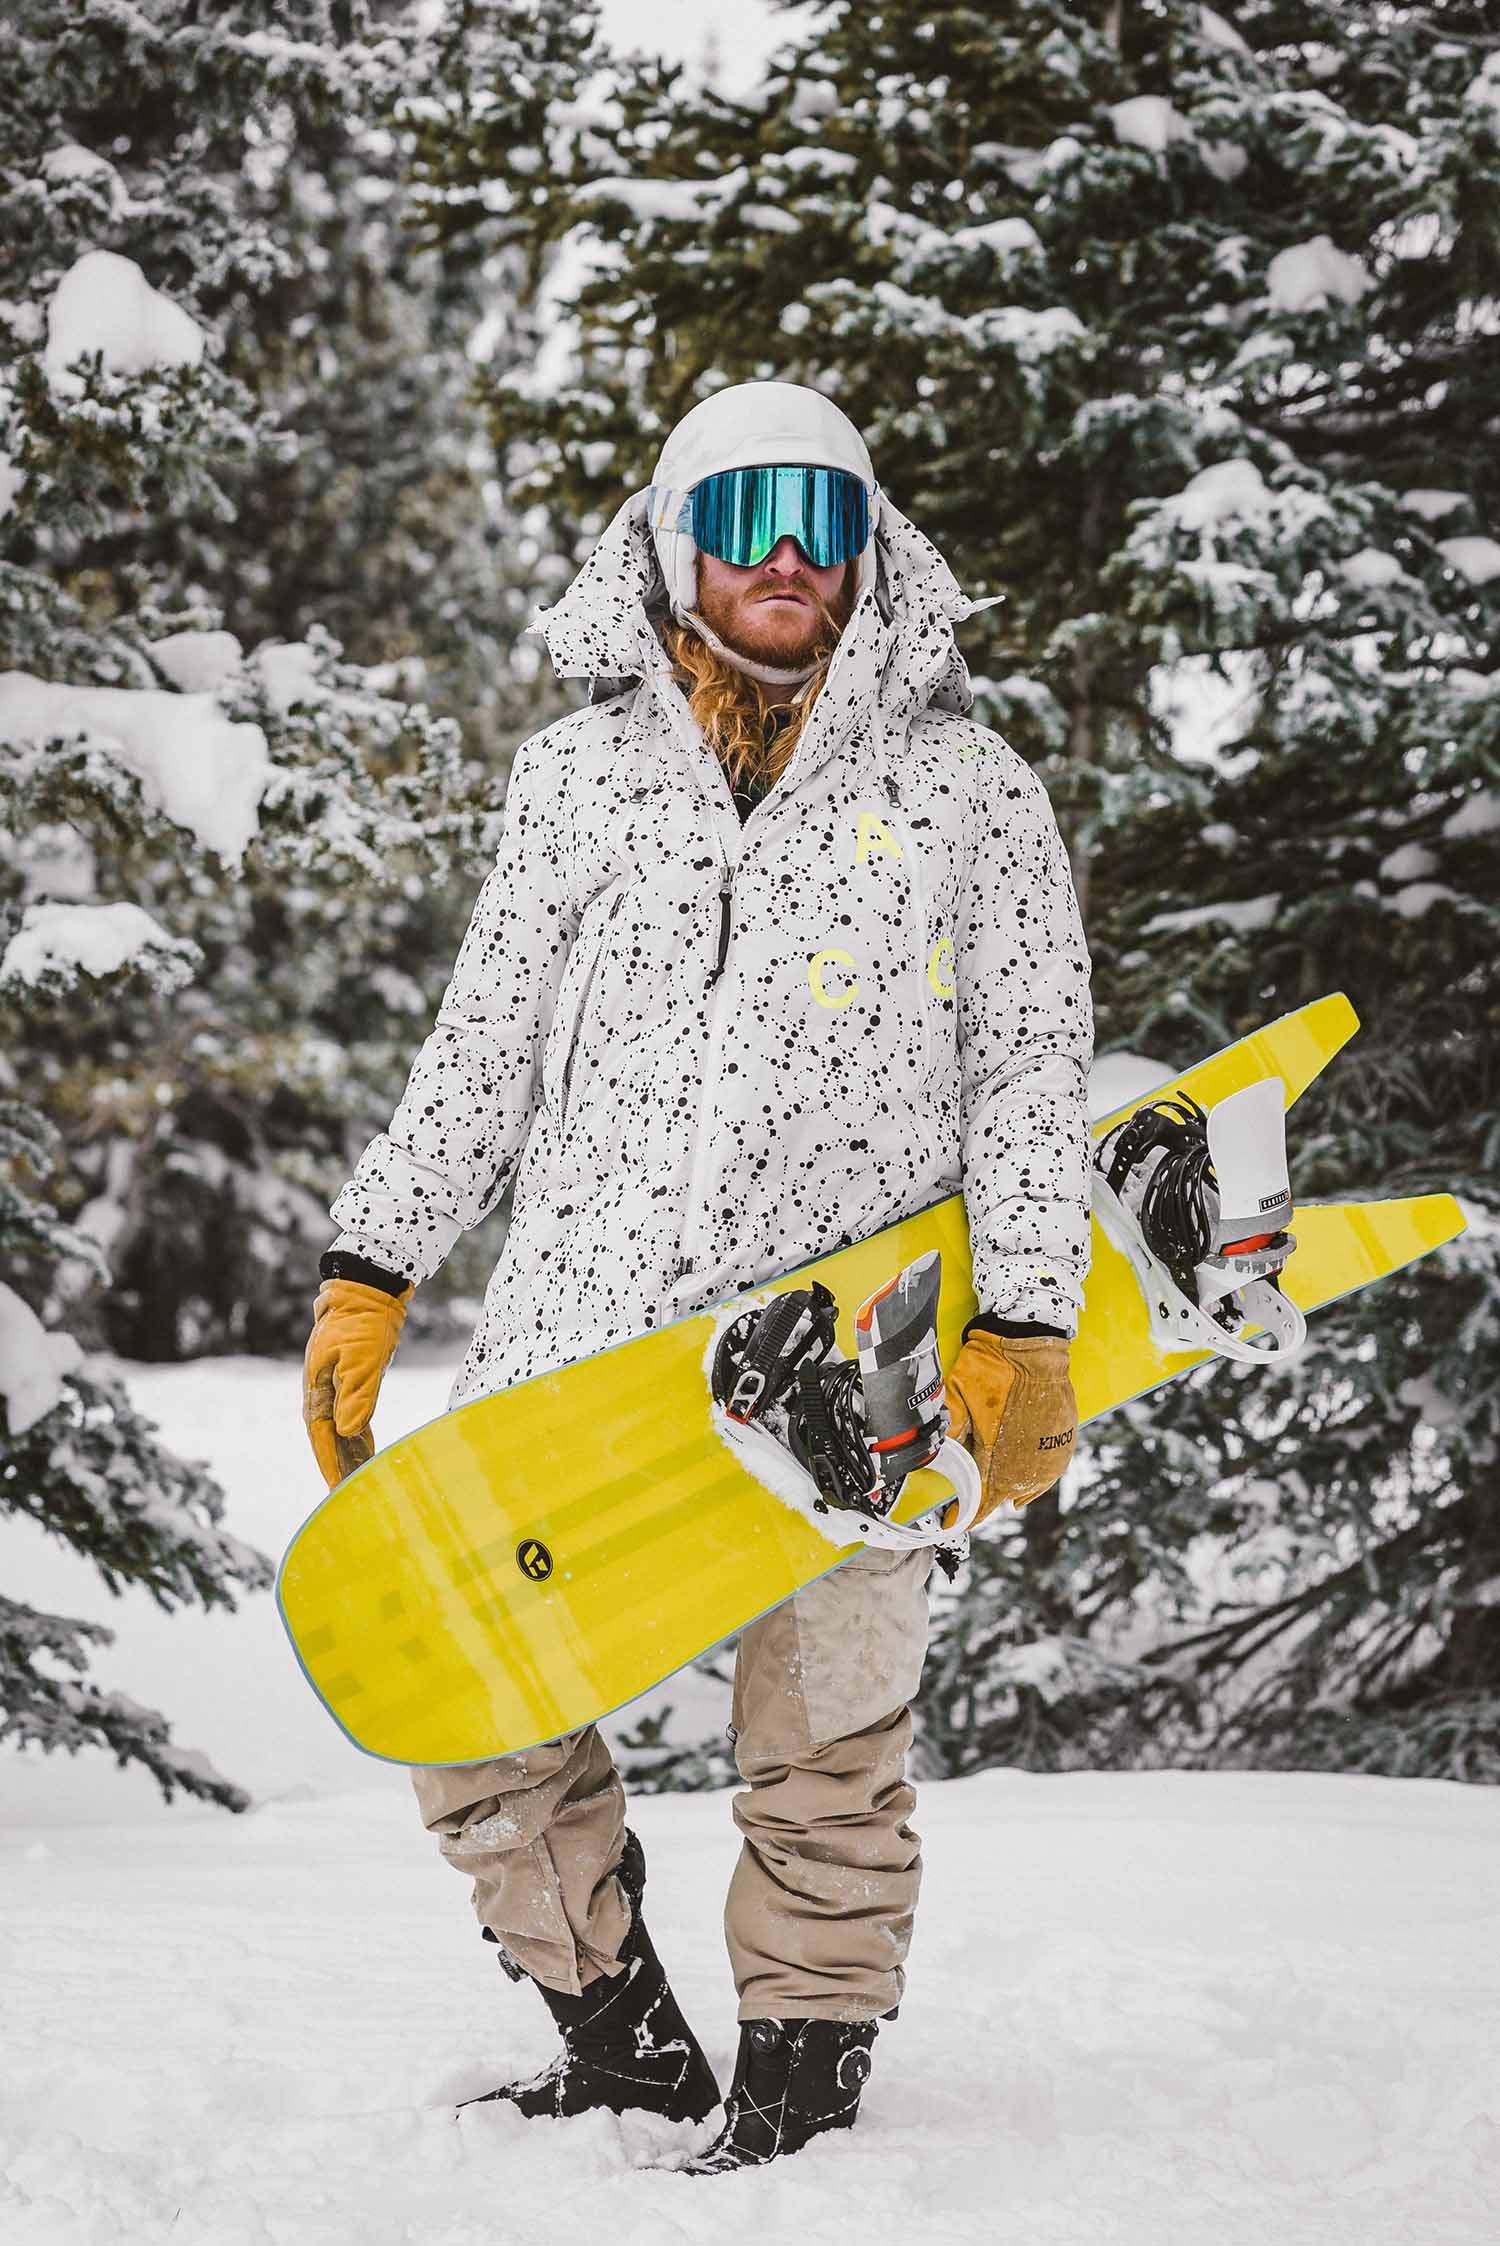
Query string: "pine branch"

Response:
xmin=0 ymin=1592 xmax=250 ymax=1811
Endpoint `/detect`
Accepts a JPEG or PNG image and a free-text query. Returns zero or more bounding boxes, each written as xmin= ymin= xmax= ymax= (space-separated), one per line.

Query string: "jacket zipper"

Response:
xmin=708 ymin=882 xmax=732 ymax=986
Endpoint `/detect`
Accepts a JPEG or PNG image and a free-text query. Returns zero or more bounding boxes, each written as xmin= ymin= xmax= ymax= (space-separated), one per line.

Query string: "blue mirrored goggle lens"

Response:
xmin=690 ymin=465 xmax=870 ymax=570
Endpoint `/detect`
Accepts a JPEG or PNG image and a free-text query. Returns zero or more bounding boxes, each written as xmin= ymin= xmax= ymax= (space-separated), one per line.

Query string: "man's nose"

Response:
xmin=763 ymin=536 xmax=808 ymax=575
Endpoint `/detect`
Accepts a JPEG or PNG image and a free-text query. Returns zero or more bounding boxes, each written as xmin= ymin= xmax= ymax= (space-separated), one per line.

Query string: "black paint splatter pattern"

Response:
xmin=329 ymin=487 xmax=1094 ymax=1408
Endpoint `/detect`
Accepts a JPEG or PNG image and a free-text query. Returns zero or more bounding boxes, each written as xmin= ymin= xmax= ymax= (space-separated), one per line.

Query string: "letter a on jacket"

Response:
xmin=327 ymin=483 xmax=1095 ymax=1412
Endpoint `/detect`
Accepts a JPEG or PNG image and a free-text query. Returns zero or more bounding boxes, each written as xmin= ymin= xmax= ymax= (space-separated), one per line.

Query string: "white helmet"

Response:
xmin=647 ymin=379 xmax=880 ymax=687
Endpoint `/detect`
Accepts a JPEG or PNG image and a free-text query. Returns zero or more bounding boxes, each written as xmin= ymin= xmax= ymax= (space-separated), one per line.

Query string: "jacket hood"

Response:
xmin=526 ymin=484 xmax=1002 ymax=732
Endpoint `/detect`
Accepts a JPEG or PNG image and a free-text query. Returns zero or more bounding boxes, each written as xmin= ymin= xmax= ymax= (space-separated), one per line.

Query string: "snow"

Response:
xmin=1265 ymin=237 xmax=1371 ymax=314
xmin=0 ymin=449 xmax=23 ymax=520
xmin=595 ymin=0 xmax=789 ymax=99
xmin=1108 ymin=97 xmax=1192 ymax=154
xmin=573 ymin=170 xmax=750 ymax=226
xmin=0 ymin=295 xmax=44 ymax=348
xmin=254 ymin=636 xmax=335 ymax=716
xmin=149 ymin=629 xmax=245 ymax=694
xmin=1197 ymin=137 xmax=1248 ymax=185
xmin=0 ymin=671 xmax=272 ymax=868
xmin=0 ymin=898 xmax=189 ymax=993
xmin=1150 ymin=650 xmax=1261 ymax=765
xmin=1437 ymin=536 xmax=1500 ymax=586
xmin=1379 ymin=843 xmax=1438 ymax=884
xmin=770 ymin=146 xmax=857 ymax=179
xmin=1443 ymin=790 xmax=1500 ymax=841
xmin=1401 ymin=488 xmax=1467 ymax=521
xmin=852 ymin=283 xmax=1085 ymax=363
xmin=998 ymin=136 xmax=1085 ymax=190
xmin=1372 ymin=123 xmax=1421 ymax=172
xmin=72 ymin=1163 xmax=132 ymax=1263
xmin=861 ymin=200 xmax=935 ymax=254
xmin=0 ymin=1280 xmax=83 ymax=1437
xmin=1214 ymin=233 xmax=1253 ymax=282
xmin=1277 ymin=91 xmax=1358 ymax=159
xmin=43 ymin=248 xmax=206 ymax=395
xmin=1340 ymin=548 xmax=1404 ymax=589
xmin=1165 ymin=458 xmax=1274 ymax=533
xmin=1464 ymin=53 xmax=1500 ymax=117
xmin=487 ymin=224 xmax=625 ymax=400
xmin=1386 ymin=882 xmax=1461 ymax=920
xmin=39 ymin=142 xmax=133 ymax=216
xmin=1198 ymin=4 xmax=1250 ymax=53
xmin=1145 ymin=895 xmax=1281 ymax=937
xmin=367 ymin=963 xmax=430 ymax=1015
xmin=1447 ymin=669 xmax=1494 ymax=701
xmin=740 ymin=201 xmax=802 ymax=235
xmin=947 ymin=216 xmax=1043 ymax=260
xmin=3 ymin=1356 xmax=1499 ymax=2234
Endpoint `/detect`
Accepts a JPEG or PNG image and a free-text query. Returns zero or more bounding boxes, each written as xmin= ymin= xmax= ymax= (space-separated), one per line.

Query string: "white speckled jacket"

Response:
xmin=328 ymin=487 xmax=1093 ymax=1411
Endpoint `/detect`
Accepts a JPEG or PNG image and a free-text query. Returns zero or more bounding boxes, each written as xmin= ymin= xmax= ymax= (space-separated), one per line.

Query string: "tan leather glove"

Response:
xmin=941 ymin=1330 xmax=1078 ymax=1528
xmin=302 ymin=1275 xmax=415 ymax=1489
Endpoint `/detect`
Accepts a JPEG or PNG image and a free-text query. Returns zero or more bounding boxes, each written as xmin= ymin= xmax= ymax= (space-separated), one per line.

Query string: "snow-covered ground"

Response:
xmin=3 ymin=1768 xmax=1497 ymax=2243
xmin=3 ymin=1356 xmax=1498 ymax=2242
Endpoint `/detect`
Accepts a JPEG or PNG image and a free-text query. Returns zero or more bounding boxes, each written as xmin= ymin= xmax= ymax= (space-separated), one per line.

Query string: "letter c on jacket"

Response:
xmin=928 ymin=935 xmax=956 ymax=997
xmin=809 ymin=947 xmax=860 ymax=1009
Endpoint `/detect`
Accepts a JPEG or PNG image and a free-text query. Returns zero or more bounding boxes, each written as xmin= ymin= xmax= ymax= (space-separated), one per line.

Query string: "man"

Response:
xmin=303 ymin=381 xmax=1093 ymax=2172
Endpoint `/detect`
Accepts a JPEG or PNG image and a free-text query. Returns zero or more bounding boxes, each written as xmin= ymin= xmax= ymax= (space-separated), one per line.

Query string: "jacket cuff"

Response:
xmin=318 ymin=1248 xmax=413 ymax=1297
xmin=963 ymin=1312 xmax=1068 ymax=1343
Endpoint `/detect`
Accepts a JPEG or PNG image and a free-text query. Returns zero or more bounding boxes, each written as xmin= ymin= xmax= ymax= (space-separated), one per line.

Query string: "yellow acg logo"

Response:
xmin=808 ymin=810 xmax=955 ymax=1008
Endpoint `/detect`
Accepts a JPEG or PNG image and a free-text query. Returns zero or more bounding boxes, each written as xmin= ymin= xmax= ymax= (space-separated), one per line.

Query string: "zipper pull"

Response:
xmin=707 ymin=879 xmax=732 ymax=987
xmin=882 ymin=772 xmax=899 ymax=807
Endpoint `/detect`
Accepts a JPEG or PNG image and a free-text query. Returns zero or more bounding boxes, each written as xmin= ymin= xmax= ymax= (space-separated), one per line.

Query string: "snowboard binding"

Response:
xmin=1092 ymin=1077 xmax=1306 ymax=1362
xmin=708 ymin=1248 xmax=981 ymax=1553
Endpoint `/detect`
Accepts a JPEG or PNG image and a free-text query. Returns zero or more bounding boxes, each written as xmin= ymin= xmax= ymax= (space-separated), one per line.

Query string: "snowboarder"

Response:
xmin=302 ymin=380 xmax=1093 ymax=2171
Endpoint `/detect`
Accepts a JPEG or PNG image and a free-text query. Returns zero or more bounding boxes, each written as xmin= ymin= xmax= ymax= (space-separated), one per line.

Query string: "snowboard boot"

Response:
xmin=674 ymin=2013 xmax=883 ymax=2174
xmin=459 ymin=1825 xmax=720 ymax=2125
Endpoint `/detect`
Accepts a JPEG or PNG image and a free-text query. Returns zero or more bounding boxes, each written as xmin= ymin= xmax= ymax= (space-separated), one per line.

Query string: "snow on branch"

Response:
xmin=0 ymin=674 xmax=272 ymax=867
xmin=1 ymin=900 xmax=200 ymax=1000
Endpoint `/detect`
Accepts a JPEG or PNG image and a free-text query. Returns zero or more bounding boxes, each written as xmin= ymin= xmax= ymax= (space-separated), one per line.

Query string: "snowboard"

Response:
xmin=278 ymin=994 xmax=1465 ymax=1766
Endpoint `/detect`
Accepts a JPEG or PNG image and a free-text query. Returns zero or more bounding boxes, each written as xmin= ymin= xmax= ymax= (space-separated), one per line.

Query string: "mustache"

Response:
xmin=752 ymin=580 xmax=834 ymax=622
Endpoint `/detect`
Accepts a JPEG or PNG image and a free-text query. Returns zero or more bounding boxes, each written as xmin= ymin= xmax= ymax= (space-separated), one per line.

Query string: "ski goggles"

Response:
xmin=649 ymin=464 xmax=872 ymax=571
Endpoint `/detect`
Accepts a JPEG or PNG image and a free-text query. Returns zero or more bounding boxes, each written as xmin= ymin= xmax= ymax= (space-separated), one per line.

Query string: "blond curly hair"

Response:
xmin=661 ymin=571 xmax=858 ymax=797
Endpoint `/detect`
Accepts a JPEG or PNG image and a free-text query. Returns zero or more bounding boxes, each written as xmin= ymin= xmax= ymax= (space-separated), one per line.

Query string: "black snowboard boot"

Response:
xmin=674 ymin=2014 xmax=882 ymax=2173
xmin=459 ymin=1826 xmax=720 ymax=2125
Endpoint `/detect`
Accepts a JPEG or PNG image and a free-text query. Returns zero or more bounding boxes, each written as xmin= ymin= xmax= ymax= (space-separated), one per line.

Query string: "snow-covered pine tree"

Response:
xmin=3 ymin=3 xmax=593 ymax=1357
xmin=396 ymin=0 xmax=628 ymax=560
xmin=435 ymin=0 xmax=1499 ymax=1783
xmin=1075 ymin=0 xmax=1500 ymax=1780
xmin=0 ymin=0 xmax=492 ymax=1802
xmin=192 ymin=4 xmax=577 ymax=776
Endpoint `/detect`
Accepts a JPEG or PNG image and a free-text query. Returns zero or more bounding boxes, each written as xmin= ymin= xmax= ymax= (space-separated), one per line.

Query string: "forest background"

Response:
xmin=3 ymin=0 xmax=1497 ymax=1817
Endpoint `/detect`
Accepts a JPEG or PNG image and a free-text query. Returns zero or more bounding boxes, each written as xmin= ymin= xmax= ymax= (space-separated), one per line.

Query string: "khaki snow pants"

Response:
xmin=409 ymin=1544 xmax=935 ymax=2023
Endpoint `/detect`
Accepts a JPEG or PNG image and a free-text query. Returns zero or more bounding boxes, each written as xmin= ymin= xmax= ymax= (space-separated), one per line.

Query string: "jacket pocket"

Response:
xmin=543 ymin=886 xmax=626 ymax=1137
